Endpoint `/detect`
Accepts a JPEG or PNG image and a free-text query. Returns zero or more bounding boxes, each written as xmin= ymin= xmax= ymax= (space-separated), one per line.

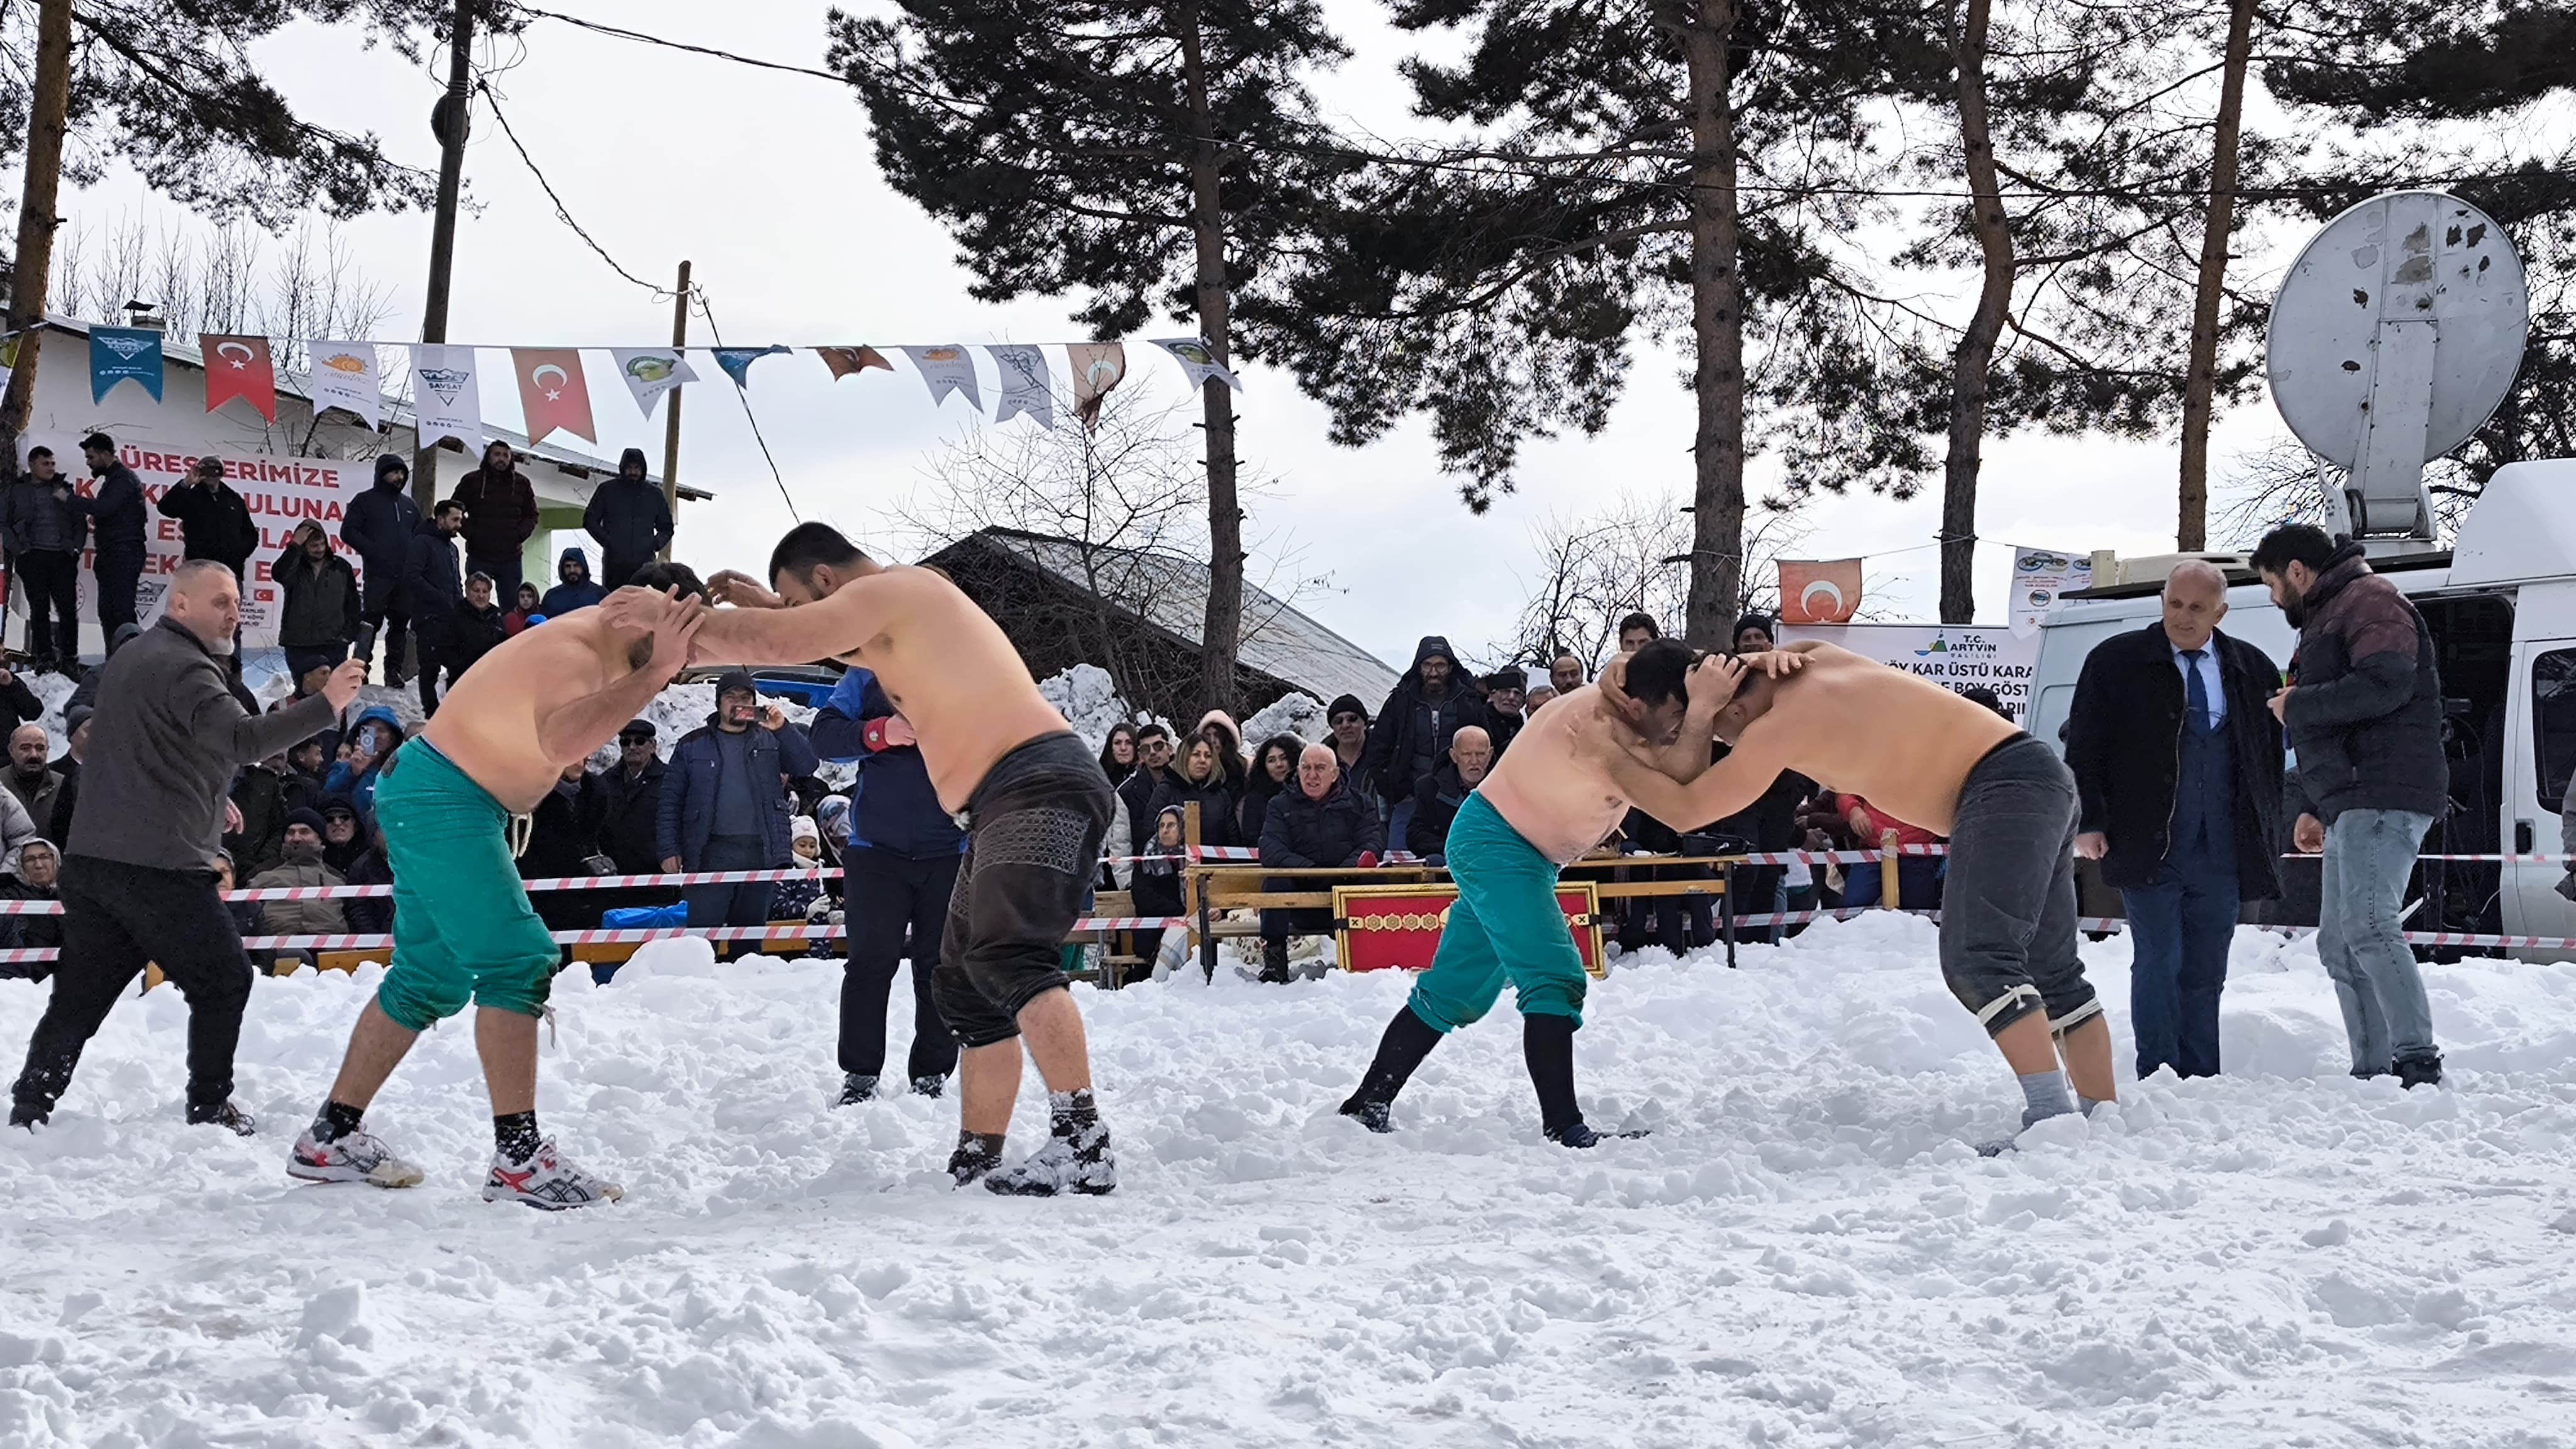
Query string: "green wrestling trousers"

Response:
xmin=1406 ymin=792 xmax=1589 ymax=1031
xmin=370 ymin=739 xmax=560 ymax=1031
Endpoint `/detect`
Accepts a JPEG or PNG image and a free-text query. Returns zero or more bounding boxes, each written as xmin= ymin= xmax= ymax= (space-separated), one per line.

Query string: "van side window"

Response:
xmin=2533 ymin=648 xmax=2576 ymax=813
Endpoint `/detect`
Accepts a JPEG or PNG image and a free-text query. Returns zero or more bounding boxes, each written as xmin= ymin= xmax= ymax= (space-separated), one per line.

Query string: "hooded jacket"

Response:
xmin=540 ymin=548 xmax=607 ymax=615
xmin=156 ymin=473 xmax=260 ymax=573
xmin=1362 ymin=636 xmax=1491 ymax=804
xmin=584 ymin=449 xmax=674 ymax=580
xmin=2281 ymin=544 xmax=2448 ymax=823
xmin=404 ymin=518 xmax=465 ymax=643
xmin=271 ymin=538 xmax=362 ymax=650
xmin=1 ymin=473 xmax=85 ymax=556
xmin=339 ymin=456 xmax=422 ymax=609
xmin=453 ymin=458 xmax=539 ymax=562
xmin=808 ymin=667 xmax=965 ymax=860
xmin=322 ymin=706 xmax=408 ymax=826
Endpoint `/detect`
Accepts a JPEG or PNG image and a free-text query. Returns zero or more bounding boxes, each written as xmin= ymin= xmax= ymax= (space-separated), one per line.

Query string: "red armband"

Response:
xmin=862 ymin=718 xmax=889 ymax=752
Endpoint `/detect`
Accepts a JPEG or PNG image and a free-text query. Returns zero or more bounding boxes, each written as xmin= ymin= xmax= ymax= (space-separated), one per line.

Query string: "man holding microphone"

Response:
xmin=9 ymin=561 xmax=363 ymax=1132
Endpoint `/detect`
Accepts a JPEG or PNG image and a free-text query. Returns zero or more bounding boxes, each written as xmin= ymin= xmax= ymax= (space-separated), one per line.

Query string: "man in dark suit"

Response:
xmin=2064 ymin=560 xmax=2285 ymax=1080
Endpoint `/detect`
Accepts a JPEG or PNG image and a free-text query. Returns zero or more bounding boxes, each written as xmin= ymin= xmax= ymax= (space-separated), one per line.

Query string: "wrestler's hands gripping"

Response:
xmin=707 ymin=570 xmax=786 ymax=611
xmin=623 ymin=586 xmax=707 ymax=687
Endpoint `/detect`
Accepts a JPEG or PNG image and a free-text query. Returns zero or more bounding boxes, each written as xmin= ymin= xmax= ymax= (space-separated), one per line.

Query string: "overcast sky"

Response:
xmin=40 ymin=1 xmax=2323 ymax=669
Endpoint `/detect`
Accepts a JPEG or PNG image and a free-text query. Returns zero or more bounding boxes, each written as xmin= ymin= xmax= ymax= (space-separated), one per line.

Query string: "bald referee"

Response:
xmin=10 ymin=562 xmax=362 ymax=1132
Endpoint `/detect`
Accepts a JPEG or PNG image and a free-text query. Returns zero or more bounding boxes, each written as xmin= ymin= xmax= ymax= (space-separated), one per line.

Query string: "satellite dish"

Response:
xmin=2265 ymin=189 xmax=2528 ymax=539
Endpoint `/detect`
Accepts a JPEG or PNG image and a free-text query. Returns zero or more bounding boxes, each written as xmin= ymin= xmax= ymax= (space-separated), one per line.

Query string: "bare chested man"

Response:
xmin=1606 ymin=641 xmax=2118 ymax=1146
xmin=693 ymin=523 xmax=1118 ymax=1196
xmin=1340 ymin=640 xmax=1735 ymax=1146
xmin=286 ymin=565 xmax=707 ymax=1208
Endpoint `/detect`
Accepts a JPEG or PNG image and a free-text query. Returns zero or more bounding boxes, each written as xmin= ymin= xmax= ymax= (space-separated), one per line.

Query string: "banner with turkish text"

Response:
xmin=512 ymin=348 xmax=596 ymax=445
xmin=90 ymin=326 xmax=164 ymax=403
xmin=409 ymin=343 xmax=483 ymax=448
xmin=199 ymin=335 xmax=278 ymax=421
xmin=1777 ymin=558 xmax=1863 ymax=624
xmin=1776 ymin=621 xmax=2040 ymax=719
xmin=902 ymin=345 xmax=982 ymax=409
xmin=308 ymin=341 xmax=382 ymax=428
xmin=11 ymin=436 xmax=367 ymax=649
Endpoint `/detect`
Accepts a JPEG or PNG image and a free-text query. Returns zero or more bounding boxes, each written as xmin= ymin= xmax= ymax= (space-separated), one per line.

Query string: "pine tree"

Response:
xmin=828 ymin=1 xmax=1351 ymax=715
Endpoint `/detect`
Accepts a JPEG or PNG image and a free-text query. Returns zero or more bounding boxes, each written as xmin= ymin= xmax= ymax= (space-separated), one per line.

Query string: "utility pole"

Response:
xmin=660 ymin=259 xmax=689 ymax=558
xmin=0 ymin=0 xmax=76 ymax=479
xmin=414 ymin=0 xmax=477 ymax=509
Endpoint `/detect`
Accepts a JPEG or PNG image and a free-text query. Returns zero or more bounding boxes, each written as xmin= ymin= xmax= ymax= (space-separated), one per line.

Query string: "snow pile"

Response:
xmin=7 ymin=914 xmax=2575 ymax=1445
xmin=1241 ymin=690 xmax=1328 ymax=746
xmin=1036 ymin=663 xmax=1133 ymax=752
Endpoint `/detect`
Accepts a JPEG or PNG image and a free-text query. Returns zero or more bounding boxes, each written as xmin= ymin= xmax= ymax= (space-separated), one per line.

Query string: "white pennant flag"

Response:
xmin=1150 ymin=336 xmax=1241 ymax=393
xmin=408 ymin=344 xmax=482 ymax=448
xmin=988 ymin=344 xmax=1054 ymax=430
xmin=609 ymin=348 xmax=697 ymax=418
xmin=308 ymin=340 xmax=384 ymax=429
xmin=901 ymin=345 xmax=982 ymax=411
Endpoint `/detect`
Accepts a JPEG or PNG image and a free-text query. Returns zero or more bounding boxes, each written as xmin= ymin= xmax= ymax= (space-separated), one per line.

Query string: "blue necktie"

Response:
xmin=2182 ymin=649 xmax=2211 ymax=732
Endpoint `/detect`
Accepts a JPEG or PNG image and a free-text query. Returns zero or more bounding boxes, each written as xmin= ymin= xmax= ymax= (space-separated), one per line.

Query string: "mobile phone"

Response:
xmin=351 ymin=621 xmax=379 ymax=670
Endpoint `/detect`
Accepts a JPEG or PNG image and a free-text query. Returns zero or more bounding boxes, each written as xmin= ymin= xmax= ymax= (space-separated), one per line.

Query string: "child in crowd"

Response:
xmin=772 ymin=816 xmax=830 ymax=924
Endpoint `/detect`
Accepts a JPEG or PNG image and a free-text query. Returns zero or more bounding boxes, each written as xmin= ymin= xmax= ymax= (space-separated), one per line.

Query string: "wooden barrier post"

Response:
xmin=1720 ymin=861 xmax=1737 ymax=969
xmin=1879 ymin=830 xmax=1901 ymax=910
xmin=1186 ymin=801 xmax=1218 ymax=977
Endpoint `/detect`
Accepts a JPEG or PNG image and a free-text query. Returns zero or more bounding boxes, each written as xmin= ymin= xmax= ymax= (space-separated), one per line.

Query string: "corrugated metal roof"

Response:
xmin=967 ymin=527 xmax=1399 ymax=708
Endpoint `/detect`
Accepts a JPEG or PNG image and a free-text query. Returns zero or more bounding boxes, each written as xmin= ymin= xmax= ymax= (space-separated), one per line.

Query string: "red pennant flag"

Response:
xmin=199 ymin=334 xmax=277 ymax=422
xmin=1777 ymin=559 xmax=1863 ymax=624
xmin=817 ymin=346 xmax=893 ymax=381
xmin=512 ymin=347 xmax=596 ymax=445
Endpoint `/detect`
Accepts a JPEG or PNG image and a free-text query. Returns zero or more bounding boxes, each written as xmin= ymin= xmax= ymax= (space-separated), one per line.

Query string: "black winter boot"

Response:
xmin=1260 ymin=937 xmax=1293 ymax=984
xmin=2394 ymin=1050 xmax=2444 ymax=1090
xmin=1339 ymin=1007 xmax=1441 ymax=1132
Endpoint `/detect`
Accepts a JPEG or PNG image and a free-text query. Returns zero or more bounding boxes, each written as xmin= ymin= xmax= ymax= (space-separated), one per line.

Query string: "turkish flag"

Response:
xmin=1777 ymin=558 xmax=1863 ymax=625
xmin=512 ymin=347 xmax=596 ymax=445
xmin=199 ymin=335 xmax=277 ymax=421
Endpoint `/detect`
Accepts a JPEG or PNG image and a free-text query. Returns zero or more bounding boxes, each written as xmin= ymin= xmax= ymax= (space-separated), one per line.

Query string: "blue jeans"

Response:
xmin=2316 ymin=809 xmax=2437 ymax=1074
xmin=2121 ymin=850 xmax=2237 ymax=1079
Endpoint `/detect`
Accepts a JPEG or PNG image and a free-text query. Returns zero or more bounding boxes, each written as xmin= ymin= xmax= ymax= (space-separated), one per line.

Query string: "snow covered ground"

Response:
xmin=5 ymin=914 xmax=2575 ymax=1448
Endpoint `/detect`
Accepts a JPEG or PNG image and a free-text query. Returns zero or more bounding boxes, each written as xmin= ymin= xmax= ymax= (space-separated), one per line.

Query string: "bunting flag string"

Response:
xmin=307 ymin=340 xmax=383 ymax=428
xmin=712 ymin=345 xmax=789 ymax=389
xmin=901 ymin=345 xmax=981 ymax=410
xmin=512 ymin=347 xmax=597 ymax=445
xmin=90 ymin=326 xmax=165 ymax=403
xmin=609 ymin=347 xmax=696 ymax=417
xmin=199 ymin=334 xmax=277 ymax=421
xmin=1067 ymin=341 xmax=1126 ymax=431
xmin=816 ymin=345 xmax=892 ymax=380
xmin=989 ymin=343 xmax=1054 ymax=431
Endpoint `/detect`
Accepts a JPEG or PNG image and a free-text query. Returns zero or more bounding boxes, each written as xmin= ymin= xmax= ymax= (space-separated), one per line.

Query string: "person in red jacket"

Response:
xmin=452 ymin=441 xmax=538 ymax=601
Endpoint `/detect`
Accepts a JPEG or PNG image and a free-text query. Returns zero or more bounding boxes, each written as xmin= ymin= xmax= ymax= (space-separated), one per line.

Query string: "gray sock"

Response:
xmin=2018 ymin=1070 xmax=2074 ymax=1127
xmin=2079 ymin=1095 xmax=2111 ymax=1115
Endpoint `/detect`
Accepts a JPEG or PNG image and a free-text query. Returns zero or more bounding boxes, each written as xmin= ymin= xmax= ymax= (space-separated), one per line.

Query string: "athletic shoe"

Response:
xmin=1338 ymin=1096 xmax=1394 ymax=1134
xmin=836 ymin=1073 xmax=879 ymax=1107
xmin=287 ymin=1128 xmax=425 ymax=1188
xmin=984 ymin=1120 xmax=1116 ymax=1196
xmin=482 ymin=1139 xmax=623 ymax=1211
xmin=187 ymin=1101 xmax=257 ymax=1136
xmin=909 ymin=1074 xmax=947 ymax=1099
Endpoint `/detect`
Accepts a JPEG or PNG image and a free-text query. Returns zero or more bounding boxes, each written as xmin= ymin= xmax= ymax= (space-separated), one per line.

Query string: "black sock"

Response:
xmin=1049 ymin=1089 xmax=1099 ymax=1138
xmin=1346 ymin=1006 xmax=1443 ymax=1108
xmin=311 ymin=1101 xmax=364 ymax=1145
xmin=952 ymin=1130 xmax=1006 ymax=1165
xmin=494 ymin=1110 xmax=541 ymax=1162
xmin=1523 ymin=1014 xmax=1584 ymax=1136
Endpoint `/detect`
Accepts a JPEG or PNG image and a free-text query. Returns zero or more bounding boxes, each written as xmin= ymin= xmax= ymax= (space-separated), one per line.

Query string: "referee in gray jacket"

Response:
xmin=10 ymin=561 xmax=362 ymax=1133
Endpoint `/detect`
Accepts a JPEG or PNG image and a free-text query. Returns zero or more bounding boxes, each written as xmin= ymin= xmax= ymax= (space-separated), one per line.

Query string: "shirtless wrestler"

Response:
xmin=692 ymin=523 xmax=1119 ymax=1196
xmin=1607 ymin=641 xmax=2118 ymax=1144
xmin=1340 ymin=640 xmax=1735 ymax=1146
xmin=286 ymin=566 xmax=708 ymax=1208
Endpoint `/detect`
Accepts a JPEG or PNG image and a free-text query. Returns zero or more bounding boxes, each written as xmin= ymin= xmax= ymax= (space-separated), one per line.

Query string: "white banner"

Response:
xmin=306 ymin=340 xmax=382 ymax=429
xmin=13 ymin=436 xmax=369 ymax=649
xmin=408 ymin=344 xmax=482 ymax=449
xmin=1779 ymin=621 xmax=2041 ymax=719
xmin=989 ymin=344 xmax=1054 ymax=430
xmin=901 ymin=345 xmax=982 ymax=410
xmin=1150 ymin=337 xmax=1241 ymax=392
xmin=2008 ymin=546 xmax=2093 ymax=638
xmin=608 ymin=348 xmax=696 ymax=417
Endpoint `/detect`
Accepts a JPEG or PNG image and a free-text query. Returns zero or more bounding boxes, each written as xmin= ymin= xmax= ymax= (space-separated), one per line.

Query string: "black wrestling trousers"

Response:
xmin=840 ymin=845 xmax=962 ymax=1082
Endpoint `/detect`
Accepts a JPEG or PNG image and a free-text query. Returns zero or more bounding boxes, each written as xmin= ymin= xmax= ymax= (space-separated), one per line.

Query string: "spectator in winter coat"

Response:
xmin=452 ymin=441 xmax=539 ymax=598
xmin=318 ymin=796 xmax=365 ymax=874
xmin=1116 ymin=723 xmax=1179 ymax=862
xmin=1128 ymin=806 xmax=1189 ymax=973
xmin=1734 ymin=613 xmax=1778 ymax=653
xmin=2 ymin=445 xmax=87 ymax=672
xmin=323 ymin=707 xmax=406 ymax=829
xmin=4 ymin=725 xmax=62 ymax=833
xmin=1258 ymin=744 xmax=1384 ymax=982
xmin=45 ymin=707 xmax=91 ymax=845
xmin=1406 ymin=725 xmax=1492 ymax=864
xmin=226 ymin=753 xmax=296 ymax=878
xmin=502 ymin=580 xmax=541 ymax=636
xmin=516 ymin=762 xmax=601 ymax=933
xmin=0 ymin=838 xmax=62 ymax=975
xmin=1324 ymin=696 xmax=1376 ymax=819
xmin=2063 ymin=562 xmax=2285 ymax=1081
xmin=1149 ymin=737 xmax=1239 ymax=850
xmin=65 ymin=625 xmax=138 ymax=714
xmin=157 ymin=455 xmax=260 ymax=580
xmin=586 ymin=721 xmax=667 ymax=874
xmin=1483 ymin=668 xmax=1527 ymax=756
xmin=582 ymin=447 xmax=674 ymax=592
xmin=403 ymin=500 xmax=467 ymax=716
xmin=0 ymin=662 xmax=40 ymax=742
xmin=248 ymin=809 xmax=350 ymax=947
xmin=1198 ymin=709 xmax=1251 ymax=799
xmin=272 ymin=519 xmax=362 ymax=683
xmin=1364 ymin=636 xmax=1489 ymax=847
xmin=338 ymin=455 xmax=421 ymax=687
xmin=658 ymin=670 xmax=820 ymax=936
xmin=2255 ymin=524 xmax=2449 ymax=1087
xmin=538 ymin=547 xmax=606 ymax=617
xmin=771 ymin=818 xmax=829 ymax=922
xmin=71 ymin=433 xmax=147 ymax=636
xmin=806 ymin=665 xmax=964 ymax=1103
xmin=1238 ymin=735 xmax=1301 ymax=843
xmin=339 ymin=821 xmax=394 ymax=938
xmin=453 ymin=572 xmax=508 ymax=675
xmin=1097 ymin=723 xmax=1138 ymax=790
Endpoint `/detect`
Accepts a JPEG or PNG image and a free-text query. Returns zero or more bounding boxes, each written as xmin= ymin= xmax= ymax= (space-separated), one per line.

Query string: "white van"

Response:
xmin=2027 ymin=457 xmax=2576 ymax=948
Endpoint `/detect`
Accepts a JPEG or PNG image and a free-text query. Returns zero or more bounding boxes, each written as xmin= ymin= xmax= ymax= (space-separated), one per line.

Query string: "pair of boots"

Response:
xmin=1336 ymin=1008 xmax=1616 ymax=1148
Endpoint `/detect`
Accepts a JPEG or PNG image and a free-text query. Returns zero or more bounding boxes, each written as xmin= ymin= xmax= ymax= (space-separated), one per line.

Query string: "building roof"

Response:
xmin=961 ymin=526 xmax=1400 ymax=707
xmin=34 ymin=316 xmax=709 ymax=499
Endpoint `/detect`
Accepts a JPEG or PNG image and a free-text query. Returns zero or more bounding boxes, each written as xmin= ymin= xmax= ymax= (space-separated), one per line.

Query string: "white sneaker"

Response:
xmin=287 ymin=1128 xmax=425 ymax=1189
xmin=482 ymin=1138 xmax=623 ymax=1211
